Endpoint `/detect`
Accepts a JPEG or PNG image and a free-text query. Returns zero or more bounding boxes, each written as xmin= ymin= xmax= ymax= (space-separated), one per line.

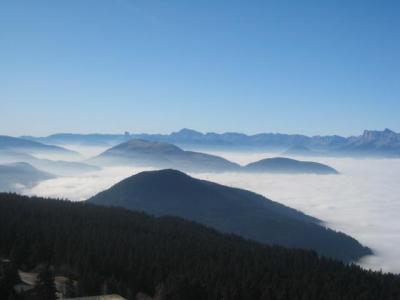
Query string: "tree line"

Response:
xmin=0 ymin=193 xmax=399 ymax=300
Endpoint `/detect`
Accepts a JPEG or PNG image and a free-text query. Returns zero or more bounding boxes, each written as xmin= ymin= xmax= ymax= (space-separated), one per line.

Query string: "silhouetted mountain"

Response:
xmin=24 ymin=128 xmax=400 ymax=157
xmin=0 ymin=150 xmax=99 ymax=176
xmin=244 ymin=157 xmax=338 ymax=174
xmin=88 ymin=169 xmax=369 ymax=261
xmin=1 ymin=193 xmax=398 ymax=300
xmin=170 ymin=128 xmax=204 ymax=140
xmin=0 ymin=162 xmax=55 ymax=192
xmin=337 ymin=129 xmax=400 ymax=157
xmin=89 ymin=140 xmax=340 ymax=174
xmin=90 ymin=139 xmax=240 ymax=172
xmin=0 ymin=135 xmax=80 ymax=158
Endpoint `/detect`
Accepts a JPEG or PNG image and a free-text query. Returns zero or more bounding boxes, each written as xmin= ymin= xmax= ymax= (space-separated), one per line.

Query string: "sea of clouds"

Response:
xmin=24 ymin=146 xmax=400 ymax=274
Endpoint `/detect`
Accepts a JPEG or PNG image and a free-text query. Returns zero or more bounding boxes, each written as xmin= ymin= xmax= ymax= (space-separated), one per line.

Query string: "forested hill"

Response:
xmin=1 ymin=193 xmax=399 ymax=300
xmin=88 ymin=169 xmax=370 ymax=262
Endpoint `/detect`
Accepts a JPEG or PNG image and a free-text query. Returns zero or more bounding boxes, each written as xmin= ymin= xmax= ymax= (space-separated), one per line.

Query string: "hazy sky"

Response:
xmin=1 ymin=0 xmax=399 ymax=136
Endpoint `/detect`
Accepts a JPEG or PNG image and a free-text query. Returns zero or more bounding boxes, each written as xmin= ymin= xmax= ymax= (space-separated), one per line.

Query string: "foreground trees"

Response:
xmin=0 ymin=193 xmax=399 ymax=300
xmin=32 ymin=266 xmax=56 ymax=300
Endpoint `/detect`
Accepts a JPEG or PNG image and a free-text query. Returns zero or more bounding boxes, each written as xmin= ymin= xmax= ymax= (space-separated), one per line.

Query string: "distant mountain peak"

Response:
xmin=244 ymin=157 xmax=338 ymax=174
xmin=172 ymin=128 xmax=204 ymax=138
xmin=383 ymin=128 xmax=396 ymax=134
xmin=337 ymin=128 xmax=400 ymax=156
xmin=110 ymin=139 xmax=183 ymax=154
xmin=92 ymin=139 xmax=240 ymax=172
xmin=362 ymin=128 xmax=397 ymax=136
xmin=360 ymin=128 xmax=399 ymax=143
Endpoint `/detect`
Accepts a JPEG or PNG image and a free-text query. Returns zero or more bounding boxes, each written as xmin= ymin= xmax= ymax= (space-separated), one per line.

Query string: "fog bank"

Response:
xmin=198 ymin=151 xmax=400 ymax=273
xmin=24 ymin=146 xmax=400 ymax=273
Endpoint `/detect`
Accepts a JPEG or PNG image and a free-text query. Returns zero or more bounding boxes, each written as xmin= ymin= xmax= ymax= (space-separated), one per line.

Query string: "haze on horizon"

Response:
xmin=1 ymin=0 xmax=400 ymax=136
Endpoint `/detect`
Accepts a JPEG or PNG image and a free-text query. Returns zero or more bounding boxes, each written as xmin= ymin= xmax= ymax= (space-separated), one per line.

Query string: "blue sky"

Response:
xmin=1 ymin=0 xmax=399 ymax=136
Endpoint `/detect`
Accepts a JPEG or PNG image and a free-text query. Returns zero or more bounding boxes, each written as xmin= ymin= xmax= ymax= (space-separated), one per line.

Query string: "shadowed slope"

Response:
xmin=88 ymin=169 xmax=369 ymax=261
xmin=0 ymin=193 xmax=398 ymax=299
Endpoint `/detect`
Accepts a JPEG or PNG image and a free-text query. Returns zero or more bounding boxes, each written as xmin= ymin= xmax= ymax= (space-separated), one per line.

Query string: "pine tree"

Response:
xmin=33 ymin=265 xmax=57 ymax=300
xmin=65 ymin=277 xmax=76 ymax=298
xmin=0 ymin=262 xmax=19 ymax=299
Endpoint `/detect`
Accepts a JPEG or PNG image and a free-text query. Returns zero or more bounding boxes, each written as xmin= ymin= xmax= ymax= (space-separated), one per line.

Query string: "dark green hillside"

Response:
xmin=88 ymin=169 xmax=369 ymax=261
xmin=0 ymin=193 xmax=399 ymax=300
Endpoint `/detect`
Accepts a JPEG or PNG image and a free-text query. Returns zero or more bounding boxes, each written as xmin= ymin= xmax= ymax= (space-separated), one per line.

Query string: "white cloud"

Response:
xmin=24 ymin=148 xmax=400 ymax=274
xmin=197 ymin=152 xmax=400 ymax=274
xmin=25 ymin=166 xmax=153 ymax=201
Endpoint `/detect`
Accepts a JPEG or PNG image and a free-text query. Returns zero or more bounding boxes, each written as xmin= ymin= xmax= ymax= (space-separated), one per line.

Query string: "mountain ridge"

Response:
xmin=0 ymin=150 xmax=100 ymax=176
xmin=22 ymin=128 xmax=400 ymax=157
xmin=0 ymin=135 xmax=79 ymax=156
xmin=0 ymin=162 xmax=55 ymax=192
xmin=89 ymin=139 xmax=240 ymax=172
xmin=89 ymin=139 xmax=338 ymax=174
xmin=88 ymin=169 xmax=371 ymax=262
xmin=244 ymin=157 xmax=339 ymax=174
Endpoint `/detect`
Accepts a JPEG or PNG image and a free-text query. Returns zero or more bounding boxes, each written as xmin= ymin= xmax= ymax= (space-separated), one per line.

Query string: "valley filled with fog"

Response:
xmin=23 ymin=145 xmax=400 ymax=274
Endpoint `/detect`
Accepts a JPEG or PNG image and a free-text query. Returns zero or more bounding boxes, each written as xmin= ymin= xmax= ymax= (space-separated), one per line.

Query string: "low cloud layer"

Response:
xmin=198 ymin=152 xmax=400 ymax=274
xmin=24 ymin=146 xmax=400 ymax=274
xmin=26 ymin=166 xmax=151 ymax=201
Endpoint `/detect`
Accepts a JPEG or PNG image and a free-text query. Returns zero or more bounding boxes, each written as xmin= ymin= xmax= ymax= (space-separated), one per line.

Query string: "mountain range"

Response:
xmin=0 ymin=135 xmax=101 ymax=176
xmin=0 ymin=135 xmax=80 ymax=158
xmin=88 ymin=169 xmax=370 ymax=261
xmin=89 ymin=139 xmax=240 ymax=172
xmin=0 ymin=134 xmax=337 ymax=174
xmin=338 ymin=128 xmax=400 ymax=156
xmin=22 ymin=128 xmax=400 ymax=157
xmin=0 ymin=150 xmax=99 ymax=176
xmin=89 ymin=139 xmax=337 ymax=174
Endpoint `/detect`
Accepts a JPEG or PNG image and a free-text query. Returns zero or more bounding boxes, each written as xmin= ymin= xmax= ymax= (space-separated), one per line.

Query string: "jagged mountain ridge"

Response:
xmin=22 ymin=128 xmax=400 ymax=157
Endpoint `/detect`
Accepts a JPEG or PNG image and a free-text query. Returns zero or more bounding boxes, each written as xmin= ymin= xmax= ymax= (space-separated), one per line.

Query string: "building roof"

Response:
xmin=18 ymin=270 xmax=38 ymax=286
